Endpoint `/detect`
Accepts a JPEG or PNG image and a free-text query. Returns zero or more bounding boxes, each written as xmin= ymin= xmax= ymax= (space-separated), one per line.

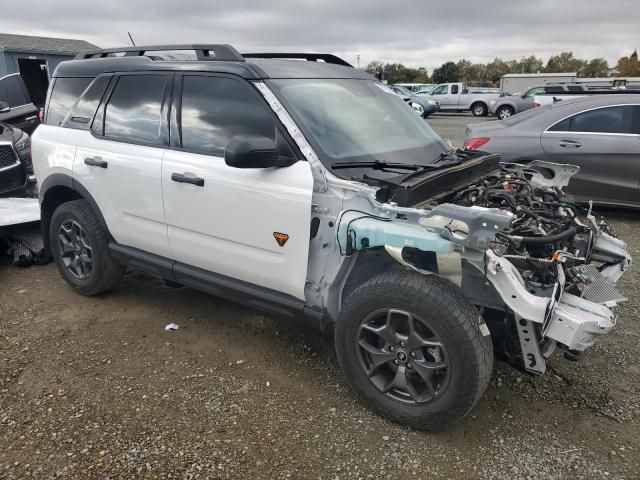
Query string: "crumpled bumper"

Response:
xmin=484 ymin=230 xmax=630 ymax=374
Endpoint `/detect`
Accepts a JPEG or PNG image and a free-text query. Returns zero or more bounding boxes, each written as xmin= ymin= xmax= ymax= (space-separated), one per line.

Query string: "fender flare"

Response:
xmin=39 ymin=173 xmax=112 ymax=250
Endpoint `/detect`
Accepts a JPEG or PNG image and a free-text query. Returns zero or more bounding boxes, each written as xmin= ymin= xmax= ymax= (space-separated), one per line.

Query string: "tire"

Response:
xmin=471 ymin=102 xmax=488 ymax=117
xmin=49 ymin=200 xmax=124 ymax=296
xmin=496 ymin=105 xmax=514 ymax=119
xmin=335 ymin=271 xmax=493 ymax=430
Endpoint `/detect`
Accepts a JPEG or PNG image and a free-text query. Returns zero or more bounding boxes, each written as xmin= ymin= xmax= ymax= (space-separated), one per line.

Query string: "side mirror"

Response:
xmin=0 ymin=101 xmax=10 ymax=113
xmin=224 ymin=135 xmax=296 ymax=169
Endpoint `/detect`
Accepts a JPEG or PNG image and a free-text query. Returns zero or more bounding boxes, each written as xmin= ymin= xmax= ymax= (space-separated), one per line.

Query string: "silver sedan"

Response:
xmin=465 ymin=95 xmax=640 ymax=207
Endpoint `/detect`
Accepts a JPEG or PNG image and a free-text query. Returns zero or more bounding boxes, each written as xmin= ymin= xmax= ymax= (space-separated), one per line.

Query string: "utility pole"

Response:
xmin=356 ymin=54 xmax=360 ymax=69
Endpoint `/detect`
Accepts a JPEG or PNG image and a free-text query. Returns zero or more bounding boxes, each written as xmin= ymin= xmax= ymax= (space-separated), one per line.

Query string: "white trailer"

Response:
xmin=499 ymin=73 xmax=577 ymax=95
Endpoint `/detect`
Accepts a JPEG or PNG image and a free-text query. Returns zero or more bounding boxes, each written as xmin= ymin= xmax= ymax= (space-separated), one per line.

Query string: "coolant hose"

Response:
xmin=499 ymin=227 xmax=577 ymax=245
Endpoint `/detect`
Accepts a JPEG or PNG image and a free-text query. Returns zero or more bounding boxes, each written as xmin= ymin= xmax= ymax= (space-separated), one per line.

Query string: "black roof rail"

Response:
xmin=242 ymin=53 xmax=352 ymax=67
xmin=75 ymin=44 xmax=245 ymax=62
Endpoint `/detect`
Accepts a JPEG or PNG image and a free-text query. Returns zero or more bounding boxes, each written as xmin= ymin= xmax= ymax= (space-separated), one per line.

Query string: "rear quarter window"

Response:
xmin=46 ymin=77 xmax=93 ymax=126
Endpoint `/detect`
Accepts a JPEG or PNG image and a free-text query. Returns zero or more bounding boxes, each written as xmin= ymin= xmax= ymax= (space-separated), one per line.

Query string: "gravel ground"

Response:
xmin=1 ymin=114 xmax=639 ymax=479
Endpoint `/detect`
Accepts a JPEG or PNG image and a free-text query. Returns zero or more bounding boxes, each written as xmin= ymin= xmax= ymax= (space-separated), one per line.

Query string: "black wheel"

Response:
xmin=496 ymin=105 xmax=514 ymax=119
xmin=335 ymin=272 xmax=493 ymax=430
xmin=50 ymin=200 xmax=124 ymax=296
xmin=471 ymin=102 xmax=488 ymax=117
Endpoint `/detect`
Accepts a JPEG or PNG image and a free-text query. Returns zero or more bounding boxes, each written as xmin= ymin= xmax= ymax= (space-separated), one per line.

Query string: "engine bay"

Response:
xmin=420 ymin=162 xmax=628 ymax=302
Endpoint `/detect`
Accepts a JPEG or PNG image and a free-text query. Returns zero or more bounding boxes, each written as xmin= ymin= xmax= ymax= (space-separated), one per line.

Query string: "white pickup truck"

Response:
xmin=420 ymin=82 xmax=499 ymax=116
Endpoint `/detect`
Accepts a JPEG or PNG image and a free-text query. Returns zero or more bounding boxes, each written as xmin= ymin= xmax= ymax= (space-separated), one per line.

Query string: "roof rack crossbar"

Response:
xmin=75 ymin=44 xmax=245 ymax=62
xmin=242 ymin=53 xmax=352 ymax=67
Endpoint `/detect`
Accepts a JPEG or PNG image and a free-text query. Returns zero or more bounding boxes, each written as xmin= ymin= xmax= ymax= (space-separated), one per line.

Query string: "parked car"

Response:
xmin=0 ymin=122 xmax=32 ymax=197
xmin=32 ymin=45 xmax=630 ymax=430
xmin=0 ymin=74 xmax=40 ymax=134
xmin=489 ymin=84 xmax=588 ymax=119
xmin=394 ymin=83 xmax=434 ymax=93
xmin=425 ymin=83 xmax=499 ymax=116
xmin=465 ymin=95 xmax=640 ymax=207
xmin=388 ymin=85 xmax=440 ymax=117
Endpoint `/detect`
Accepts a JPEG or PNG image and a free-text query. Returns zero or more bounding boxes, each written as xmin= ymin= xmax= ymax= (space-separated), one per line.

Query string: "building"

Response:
xmin=0 ymin=33 xmax=98 ymax=106
xmin=499 ymin=73 xmax=577 ymax=95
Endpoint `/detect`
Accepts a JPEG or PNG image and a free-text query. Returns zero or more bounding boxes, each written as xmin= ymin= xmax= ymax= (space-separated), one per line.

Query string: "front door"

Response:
xmin=162 ymin=74 xmax=314 ymax=300
xmin=541 ymin=104 xmax=640 ymax=205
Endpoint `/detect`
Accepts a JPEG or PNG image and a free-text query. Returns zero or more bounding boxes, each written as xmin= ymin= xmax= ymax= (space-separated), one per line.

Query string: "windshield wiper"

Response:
xmin=431 ymin=148 xmax=458 ymax=164
xmin=331 ymin=160 xmax=428 ymax=171
xmin=331 ymin=160 xmax=449 ymax=171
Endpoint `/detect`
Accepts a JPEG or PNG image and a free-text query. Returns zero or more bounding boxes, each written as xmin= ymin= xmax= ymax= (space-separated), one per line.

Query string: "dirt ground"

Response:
xmin=1 ymin=114 xmax=639 ymax=479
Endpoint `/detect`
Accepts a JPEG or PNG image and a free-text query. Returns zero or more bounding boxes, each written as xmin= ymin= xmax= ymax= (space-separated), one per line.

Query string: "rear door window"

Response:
xmin=179 ymin=75 xmax=277 ymax=156
xmin=46 ymin=77 xmax=93 ymax=126
xmin=549 ymin=106 xmax=636 ymax=134
xmin=102 ymin=75 xmax=167 ymax=145
xmin=62 ymin=76 xmax=111 ymax=130
xmin=450 ymin=84 xmax=459 ymax=94
xmin=0 ymin=75 xmax=29 ymax=107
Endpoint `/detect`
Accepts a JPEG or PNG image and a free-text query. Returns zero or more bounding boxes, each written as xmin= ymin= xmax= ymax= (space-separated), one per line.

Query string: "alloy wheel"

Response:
xmin=58 ymin=219 xmax=93 ymax=280
xmin=498 ymin=108 xmax=512 ymax=119
xmin=356 ymin=308 xmax=450 ymax=405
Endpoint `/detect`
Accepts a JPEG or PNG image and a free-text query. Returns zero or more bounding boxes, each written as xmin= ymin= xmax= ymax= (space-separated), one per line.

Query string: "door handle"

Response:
xmin=84 ymin=156 xmax=108 ymax=168
xmin=24 ymin=115 xmax=38 ymax=121
xmin=171 ymin=172 xmax=205 ymax=187
xmin=558 ymin=140 xmax=581 ymax=148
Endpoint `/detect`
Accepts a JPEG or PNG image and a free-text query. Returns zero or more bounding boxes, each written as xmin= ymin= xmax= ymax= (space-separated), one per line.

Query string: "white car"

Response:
xmin=32 ymin=44 xmax=630 ymax=431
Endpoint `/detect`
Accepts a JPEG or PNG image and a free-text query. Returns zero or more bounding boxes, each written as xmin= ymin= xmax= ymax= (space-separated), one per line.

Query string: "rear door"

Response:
xmin=541 ymin=104 xmax=640 ymax=204
xmin=162 ymin=74 xmax=314 ymax=300
xmin=0 ymin=74 xmax=39 ymax=133
xmin=74 ymin=73 xmax=172 ymax=257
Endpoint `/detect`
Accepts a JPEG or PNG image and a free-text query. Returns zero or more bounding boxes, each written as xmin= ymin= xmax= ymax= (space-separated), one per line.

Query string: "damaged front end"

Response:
xmin=336 ymin=160 xmax=631 ymax=375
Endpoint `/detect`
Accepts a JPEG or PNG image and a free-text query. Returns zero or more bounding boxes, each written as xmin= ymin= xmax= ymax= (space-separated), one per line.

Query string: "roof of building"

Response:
xmin=0 ymin=33 xmax=98 ymax=55
xmin=502 ymin=73 xmax=577 ymax=78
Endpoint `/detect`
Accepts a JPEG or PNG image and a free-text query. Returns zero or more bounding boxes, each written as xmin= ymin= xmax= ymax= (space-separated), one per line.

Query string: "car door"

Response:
xmin=162 ymin=74 xmax=314 ymax=300
xmin=430 ymin=84 xmax=450 ymax=108
xmin=74 ymin=73 xmax=172 ymax=257
xmin=0 ymin=74 xmax=39 ymax=133
xmin=541 ymin=104 xmax=640 ymax=204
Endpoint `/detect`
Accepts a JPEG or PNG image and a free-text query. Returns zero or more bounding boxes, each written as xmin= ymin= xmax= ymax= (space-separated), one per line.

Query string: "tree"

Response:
xmin=364 ymin=61 xmax=430 ymax=83
xmin=545 ymin=52 xmax=587 ymax=73
xmin=432 ymin=62 xmax=459 ymax=84
xmin=484 ymin=58 xmax=511 ymax=83
xmin=615 ymin=50 xmax=640 ymax=76
xmin=581 ymin=58 xmax=610 ymax=77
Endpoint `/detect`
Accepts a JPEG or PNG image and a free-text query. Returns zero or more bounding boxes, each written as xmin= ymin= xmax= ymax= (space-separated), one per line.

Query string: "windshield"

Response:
xmin=268 ymin=79 xmax=448 ymax=169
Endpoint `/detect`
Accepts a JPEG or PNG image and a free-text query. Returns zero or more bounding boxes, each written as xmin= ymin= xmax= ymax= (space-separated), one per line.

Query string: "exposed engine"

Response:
xmin=425 ymin=161 xmax=626 ymax=300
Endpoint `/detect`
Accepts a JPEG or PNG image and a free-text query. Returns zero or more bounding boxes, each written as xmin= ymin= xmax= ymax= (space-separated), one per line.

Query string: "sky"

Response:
xmin=1 ymin=0 xmax=638 ymax=72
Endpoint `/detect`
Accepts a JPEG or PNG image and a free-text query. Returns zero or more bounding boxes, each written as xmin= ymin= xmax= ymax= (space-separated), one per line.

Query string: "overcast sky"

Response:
xmin=1 ymin=0 xmax=638 ymax=71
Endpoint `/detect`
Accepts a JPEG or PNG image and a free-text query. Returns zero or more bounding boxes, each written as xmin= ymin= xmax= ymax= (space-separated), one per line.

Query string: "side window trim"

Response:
xmin=544 ymin=104 xmax=640 ymax=136
xmin=171 ymin=72 xmax=302 ymax=160
xmin=90 ymin=73 xmax=173 ymax=148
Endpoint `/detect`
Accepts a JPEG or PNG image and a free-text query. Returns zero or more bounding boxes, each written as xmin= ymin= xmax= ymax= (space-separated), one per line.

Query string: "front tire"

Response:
xmin=50 ymin=200 xmax=125 ymax=296
xmin=471 ymin=102 xmax=488 ymax=117
xmin=335 ymin=272 xmax=493 ymax=430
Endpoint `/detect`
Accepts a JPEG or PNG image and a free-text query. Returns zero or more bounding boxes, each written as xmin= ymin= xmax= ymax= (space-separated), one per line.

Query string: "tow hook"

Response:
xmin=564 ymin=349 xmax=582 ymax=362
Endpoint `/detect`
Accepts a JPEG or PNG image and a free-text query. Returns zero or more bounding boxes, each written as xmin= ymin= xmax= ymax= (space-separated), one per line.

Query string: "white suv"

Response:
xmin=32 ymin=45 xmax=631 ymax=430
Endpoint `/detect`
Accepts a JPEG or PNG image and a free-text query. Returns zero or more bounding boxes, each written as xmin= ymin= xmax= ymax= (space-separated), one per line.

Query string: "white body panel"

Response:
xmin=31 ymin=125 xmax=78 ymax=185
xmin=73 ymin=133 xmax=170 ymax=257
xmin=162 ymin=150 xmax=314 ymax=300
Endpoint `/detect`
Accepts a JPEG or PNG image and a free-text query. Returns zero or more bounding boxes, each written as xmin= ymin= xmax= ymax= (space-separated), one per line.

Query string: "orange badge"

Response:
xmin=273 ymin=232 xmax=289 ymax=247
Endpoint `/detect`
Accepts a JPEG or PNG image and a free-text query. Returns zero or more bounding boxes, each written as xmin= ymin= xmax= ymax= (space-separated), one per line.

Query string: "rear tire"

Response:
xmin=49 ymin=200 xmax=124 ymax=296
xmin=335 ymin=271 xmax=493 ymax=430
xmin=497 ymin=105 xmax=514 ymax=119
xmin=471 ymin=102 xmax=488 ymax=117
